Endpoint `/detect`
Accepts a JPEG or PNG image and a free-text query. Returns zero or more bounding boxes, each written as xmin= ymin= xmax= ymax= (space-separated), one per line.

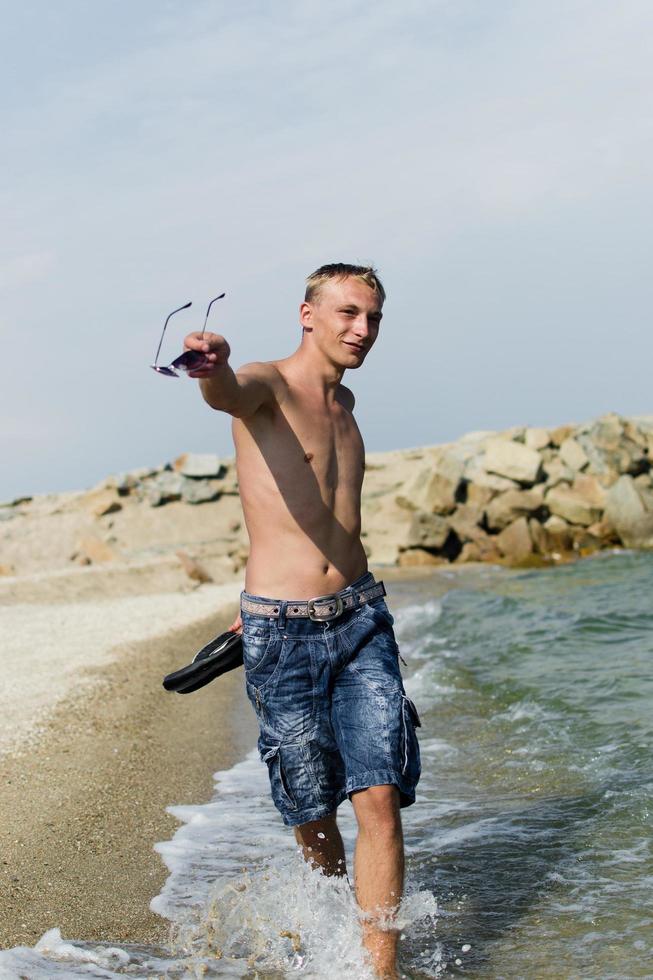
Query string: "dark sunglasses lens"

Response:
xmin=151 ymin=364 xmax=179 ymax=377
xmin=170 ymin=350 xmax=211 ymax=372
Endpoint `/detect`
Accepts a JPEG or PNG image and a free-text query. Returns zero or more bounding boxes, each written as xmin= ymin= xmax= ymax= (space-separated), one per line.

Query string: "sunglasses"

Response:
xmin=150 ymin=293 xmax=225 ymax=377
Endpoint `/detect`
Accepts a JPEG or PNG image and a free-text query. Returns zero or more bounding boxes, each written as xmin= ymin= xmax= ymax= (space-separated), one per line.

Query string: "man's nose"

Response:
xmin=352 ymin=315 xmax=372 ymax=337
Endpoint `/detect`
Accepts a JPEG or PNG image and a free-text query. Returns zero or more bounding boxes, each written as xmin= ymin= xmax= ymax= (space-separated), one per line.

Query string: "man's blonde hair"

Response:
xmin=304 ymin=263 xmax=386 ymax=304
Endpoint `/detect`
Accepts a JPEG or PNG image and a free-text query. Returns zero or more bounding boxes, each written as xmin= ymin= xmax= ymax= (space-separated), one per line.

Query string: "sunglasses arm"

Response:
xmin=152 ymin=301 xmax=192 ymax=368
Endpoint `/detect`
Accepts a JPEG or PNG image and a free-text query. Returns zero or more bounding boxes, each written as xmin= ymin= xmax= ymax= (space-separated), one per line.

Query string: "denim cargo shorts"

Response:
xmin=240 ymin=571 xmax=421 ymax=827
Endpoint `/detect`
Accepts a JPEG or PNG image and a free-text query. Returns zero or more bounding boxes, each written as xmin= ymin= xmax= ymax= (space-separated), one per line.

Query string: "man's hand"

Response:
xmin=183 ymin=331 xmax=231 ymax=378
xmin=228 ymin=613 xmax=243 ymax=635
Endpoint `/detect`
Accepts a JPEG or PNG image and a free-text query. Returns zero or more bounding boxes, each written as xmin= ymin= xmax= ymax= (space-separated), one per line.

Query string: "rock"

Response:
xmin=634 ymin=473 xmax=653 ymax=489
xmin=448 ymin=503 xmax=486 ymax=541
xmin=571 ymin=473 xmax=607 ymax=509
xmin=528 ymin=518 xmax=548 ymax=555
xmin=458 ymin=541 xmax=482 ymax=563
xmin=464 ymin=483 xmax=496 ymax=508
xmin=524 ymin=427 xmax=550 ymax=451
xmin=482 ymin=439 xmax=543 ymax=485
xmin=463 ymin=462 xmax=520 ymax=492
xmin=176 ymin=550 xmax=213 ymax=583
xmin=588 ymin=413 xmax=624 ymax=450
xmin=623 ymin=420 xmax=649 ymax=449
xmin=88 ymin=490 xmax=123 ymax=518
xmin=495 ymin=517 xmax=534 ymax=563
xmin=541 ymin=515 xmax=574 ymax=554
xmin=550 ymin=424 xmax=575 ymax=447
xmin=585 ymin=517 xmax=619 ymax=546
xmin=146 ymin=471 xmax=184 ymax=507
xmin=545 ymin=484 xmax=602 ymax=526
xmin=406 ymin=511 xmax=450 ymax=550
xmin=569 ymin=527 xmax=604 ymax=557
xmin=102 ymin=468 xmax=158 ymax=495
xmin=75 ymin=536 xmax=117 ymax=563
xmin=173 ymin=453 xmax=225 ymax=479
xmin=397 ymin=548 xmax=446 ymax=567
xmin=543 ymin=457 xmax=575 ymax=488
xmin=484 ymin=488 xmax=545 ymax=532
xmin=559 ymin=438 xmax=589 ymax=472
xmin=580 ymin=415 xmax=647 ymax=476
xmin=458 ymin=527 xmax=502 ymax=563
xmin=180 ymin=479 xmax=222 ymax=504
xmin=404 ymin=451 xmax=464 ymax=514
xmin=604 ymin=475 xmax=653 ymax=548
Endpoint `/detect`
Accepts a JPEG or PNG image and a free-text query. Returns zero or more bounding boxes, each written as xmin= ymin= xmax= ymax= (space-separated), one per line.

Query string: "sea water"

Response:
xmin=2 ymin=550 xmax=652 ymax=979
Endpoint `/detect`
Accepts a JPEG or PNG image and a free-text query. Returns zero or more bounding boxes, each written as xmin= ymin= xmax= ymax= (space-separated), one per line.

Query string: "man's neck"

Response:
xmin=284 ymin=345 xmax=345 ymax=401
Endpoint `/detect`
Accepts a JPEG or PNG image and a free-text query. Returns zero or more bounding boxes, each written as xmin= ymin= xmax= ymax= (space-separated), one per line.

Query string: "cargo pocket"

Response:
xmin=401 ymin=696 xmax=422 ymax=778
xmin=261 ymin=743 xmax=297 ymax=812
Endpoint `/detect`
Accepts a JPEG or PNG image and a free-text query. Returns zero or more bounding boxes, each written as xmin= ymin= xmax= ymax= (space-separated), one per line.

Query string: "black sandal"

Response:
xmin=163 ymin=630 xmax=244 ymax=694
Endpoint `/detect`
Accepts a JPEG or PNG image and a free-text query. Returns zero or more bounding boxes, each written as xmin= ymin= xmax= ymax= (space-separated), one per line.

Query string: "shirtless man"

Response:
xmin=183 ymin=263 xmax=420 ymax=978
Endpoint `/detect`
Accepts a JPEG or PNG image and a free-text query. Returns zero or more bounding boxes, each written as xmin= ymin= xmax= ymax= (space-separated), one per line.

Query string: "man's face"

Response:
xmin=300 ymin=277 xmax=383 ymax=370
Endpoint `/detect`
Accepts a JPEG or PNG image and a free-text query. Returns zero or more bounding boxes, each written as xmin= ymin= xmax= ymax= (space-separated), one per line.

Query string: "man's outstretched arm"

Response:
xmin=182 ymin=330 xmax=281 ymax=418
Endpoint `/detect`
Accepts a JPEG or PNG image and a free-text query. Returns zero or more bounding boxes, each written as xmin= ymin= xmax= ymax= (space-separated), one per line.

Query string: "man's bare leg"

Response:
xmin=351 ymin=785 xmax=404 ymax=979
xmin=294 ymin=811 xmax=347 ymax=877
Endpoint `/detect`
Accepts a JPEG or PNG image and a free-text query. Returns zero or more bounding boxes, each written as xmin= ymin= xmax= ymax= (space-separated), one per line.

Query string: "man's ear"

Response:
xmin=299 ymin=301 xmax=313 ymax=332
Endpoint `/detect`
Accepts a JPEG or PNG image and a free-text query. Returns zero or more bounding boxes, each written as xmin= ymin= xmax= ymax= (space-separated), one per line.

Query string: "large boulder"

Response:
xmin=482 ymin=439 xmax=543 ymax=485
xmin=464 ymin=482 xmax=497 ymax=508
xmin=495 ymin=517 xmax=534 ymax=562
xmin=485 ymin=487 xmax=545 ymax=531
xmin=578 ymin=414 xmax=648 ymax=477
xmin=458 ymin=530 xmax=502 ymax=564
xmin=403 ymin=450 xmax=464 ymax=514
xmin=543 ymin=456 xmax=575 ymax=488
xmin=145 ymin=471 xmax=184 ymax=507
xmin=173 ymin=453 xmax=225 ymax=478
xmin=559 ymin=437 xmax=589 ymax=472
xmin=550 ymin=424 xmax=575 ymax=447
xmin=180 ymin=479 xmax=223 ymax=504
xmin=539 ymin=515 xmax=574 ymax=554
xmin=406 ymin=511 xmax=450 ymax=550
xmin=571 ymin=473 xmax=608 ymax=509
xmin=544 ymin=484 xmax=602 ymax=527
xmin=448 ymin=503 xmax=487 ymax=543
xmin=524 ymin=427 xmax=551 ymax=451
xmin=604 ymin=476 xmax=653 ymax=548
xmin=398 ymin=548 xmax=447 ymax=567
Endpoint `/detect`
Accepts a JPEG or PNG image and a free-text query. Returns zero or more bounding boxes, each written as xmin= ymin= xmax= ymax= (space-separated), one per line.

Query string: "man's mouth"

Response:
xmin=344 ymin=342 xmax=366 ymax=354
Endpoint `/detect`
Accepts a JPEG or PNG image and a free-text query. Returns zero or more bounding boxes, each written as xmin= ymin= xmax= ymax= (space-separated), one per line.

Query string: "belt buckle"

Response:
xmin=307 ymin=593 xmax=344 ymax=622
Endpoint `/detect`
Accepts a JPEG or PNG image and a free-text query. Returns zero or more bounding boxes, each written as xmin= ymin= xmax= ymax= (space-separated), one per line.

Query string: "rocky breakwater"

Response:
xmin=0 ymin=453 xmax=248 ymax=593
xmin=361 ymin=413 xmax=653 ymax=567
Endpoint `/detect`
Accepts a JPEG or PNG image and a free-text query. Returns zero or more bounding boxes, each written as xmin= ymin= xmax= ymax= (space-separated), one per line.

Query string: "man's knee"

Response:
xmin=294 ymin=811 xmax=338 ymax=845
xmin=352 ymin=784 xmax=402 ymax=836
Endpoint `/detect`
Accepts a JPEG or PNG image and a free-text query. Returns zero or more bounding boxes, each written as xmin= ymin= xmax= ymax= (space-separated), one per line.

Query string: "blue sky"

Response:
xmin=2 ymin=0 xmax=652 ymax=499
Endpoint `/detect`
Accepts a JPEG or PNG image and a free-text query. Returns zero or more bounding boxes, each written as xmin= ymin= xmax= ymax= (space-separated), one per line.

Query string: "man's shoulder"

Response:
xmin=337 ymin=383 xmax=356 ymax=413
xmin=236 ymin=360 xmax=288 ymax=395
xmin=226 ymin=360 xmax=290 ymax=421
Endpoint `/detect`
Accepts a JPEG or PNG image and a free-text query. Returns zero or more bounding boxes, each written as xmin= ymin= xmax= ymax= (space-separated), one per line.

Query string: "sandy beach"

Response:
xmin=0 ymin=559 xmax=443 ymax=953
xmin=0 ymin=583 xmax=257 ymax=949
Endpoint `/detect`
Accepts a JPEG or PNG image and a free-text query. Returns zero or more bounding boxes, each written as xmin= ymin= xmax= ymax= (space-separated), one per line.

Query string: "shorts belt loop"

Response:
xmin=276 ymin=600 xmax=288 ymax=631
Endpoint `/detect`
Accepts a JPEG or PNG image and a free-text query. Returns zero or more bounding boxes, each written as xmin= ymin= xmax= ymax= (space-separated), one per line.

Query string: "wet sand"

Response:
xmin=0 ymin=607 xmax=257 ymax=949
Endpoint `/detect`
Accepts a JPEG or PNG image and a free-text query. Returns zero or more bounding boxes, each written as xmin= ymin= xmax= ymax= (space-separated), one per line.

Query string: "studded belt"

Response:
xmin=240 ymin=580 xmax=387 ymax=622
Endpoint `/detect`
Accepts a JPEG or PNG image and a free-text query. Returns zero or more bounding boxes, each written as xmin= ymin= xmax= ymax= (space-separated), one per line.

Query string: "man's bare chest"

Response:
xmin=270 ymin=400 xmax=365 ymax=493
